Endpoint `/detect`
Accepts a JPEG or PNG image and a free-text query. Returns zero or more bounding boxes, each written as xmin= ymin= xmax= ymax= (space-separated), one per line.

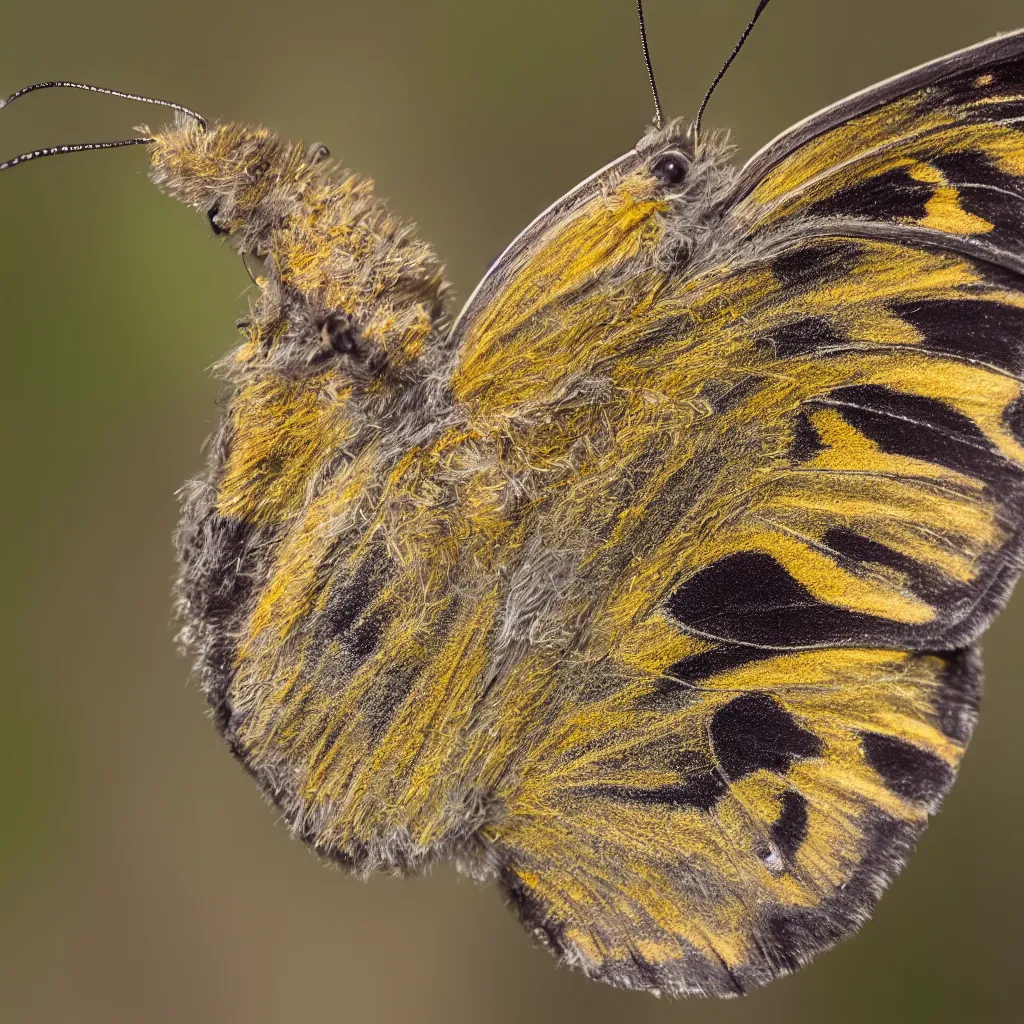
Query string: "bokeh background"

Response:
xmin=2 ymin=1 xmax=1022 ymax=1021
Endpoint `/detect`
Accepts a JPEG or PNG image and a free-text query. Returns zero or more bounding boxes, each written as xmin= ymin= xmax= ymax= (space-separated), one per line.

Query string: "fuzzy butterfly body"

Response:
xmin=148 ymin=29 xmax=1024 ymax=996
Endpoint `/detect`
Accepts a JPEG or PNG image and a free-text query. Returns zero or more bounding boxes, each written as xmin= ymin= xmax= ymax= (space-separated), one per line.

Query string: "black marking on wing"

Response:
xmin=667 ymin=644 xmax=778 ymax=683
xmin=892 ymin=296 xmax=1024 ymax=377
xmin=770 ymin=791 xmax=810 ymax=861
xmin=664 ymin=541 xmax=1024 ymax=651
xmin=819 ymin=384 xmax=1010 ymax=482
xmin=593 ymin=774 xmax=729 ymax=813
xmin=320 ymin=558 xmax=378 ymax=642
xmin=768 ymin=316 xmax=848 ymax=359
xmin=348 ymin=604 xmax=391 ymax=660
xmin=705 ymin=374 xmax=770 ymax=413
xmin=805 ymin=166 xmax=935 ymax=223
xmin=315 ymin=554 xmax=393 ymax=663
xmin=665 ymin=550 xmax=899 ymax=647
xmin=931 ymin=647 xmax=983 ymax=743
xmin=790 ymin=410 xmax=827 ymax=463
xmin=931 ymin=148 xmax=1024 ymax=263
xmin=710 ymin=693 xmax=822 ymax=781
xmin=1003 ymin=393 xmax=1024 ymax=446
xmin=668 ymin=770 xmax=730 ymax=811
xmin=770 ymin=240 xmax=865 ymax=291
xmin=584 ymin=752 xmax=729 ymax=812
xmin=860 ymin=731 xmax=954 ymax=807
xmin=763 ymin=294 xmax=1024 ymax=379
xmin=821 ymin=526 xmax=933 ymax=584
xmin=639 ymin=645 xmax=778 ymax=711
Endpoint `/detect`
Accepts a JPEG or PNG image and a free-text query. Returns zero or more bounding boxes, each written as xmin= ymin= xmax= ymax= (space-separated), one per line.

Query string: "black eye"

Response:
xmin=651 ymin=152 xmax=687 ymax=186
xmin=208 ymin=200 xmax=228 ymax=236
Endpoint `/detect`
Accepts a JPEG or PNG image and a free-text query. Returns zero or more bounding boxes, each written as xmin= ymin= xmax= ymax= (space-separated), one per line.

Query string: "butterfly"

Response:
xmin=5 ymin=1 xmax=1024 ymax=999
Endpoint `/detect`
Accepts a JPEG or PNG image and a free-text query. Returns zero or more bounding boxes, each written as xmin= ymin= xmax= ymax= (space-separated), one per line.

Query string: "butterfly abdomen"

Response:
xmin=152 ymin=119 xmax=462 ymax=775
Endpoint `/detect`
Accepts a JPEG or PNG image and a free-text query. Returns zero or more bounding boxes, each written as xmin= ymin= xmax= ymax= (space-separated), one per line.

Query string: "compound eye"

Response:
xmin=650 ymin=152 xmax=687 ymax=186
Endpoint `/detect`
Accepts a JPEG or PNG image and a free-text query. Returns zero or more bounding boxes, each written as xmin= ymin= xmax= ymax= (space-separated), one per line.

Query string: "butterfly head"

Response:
xmin=636 ymin=118 xmax=739 ymax=256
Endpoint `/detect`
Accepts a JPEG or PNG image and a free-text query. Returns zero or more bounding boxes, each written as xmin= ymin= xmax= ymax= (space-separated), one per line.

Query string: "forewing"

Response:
xmin=493 ymin=31 xmax=1024 ymax=994
xmin=731 ymin=29 xmax=1024 ymax=265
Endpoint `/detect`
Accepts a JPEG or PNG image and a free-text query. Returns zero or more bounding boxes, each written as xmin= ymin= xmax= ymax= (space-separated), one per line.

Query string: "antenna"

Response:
xmin=0 ymin=81 xmax=205 ymax=127
xmin=694 ymin=0 xmax=774 ymax=136
xmin=1 ymin=137 xmax=152 ymax=172
xmin=636 ymin=1 xmax=664 ymax=129
xmin=0 ymin=80 xmax=205 ymax=172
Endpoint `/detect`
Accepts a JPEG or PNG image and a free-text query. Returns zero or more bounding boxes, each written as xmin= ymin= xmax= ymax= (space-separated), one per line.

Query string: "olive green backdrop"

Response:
xmin=2 ymin=1 xmax=1022 ymax=1021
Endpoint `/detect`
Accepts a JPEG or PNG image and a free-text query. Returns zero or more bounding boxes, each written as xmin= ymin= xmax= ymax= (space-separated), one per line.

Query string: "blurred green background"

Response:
xmin=1 ymin=1 xmax=1022 ymax=1021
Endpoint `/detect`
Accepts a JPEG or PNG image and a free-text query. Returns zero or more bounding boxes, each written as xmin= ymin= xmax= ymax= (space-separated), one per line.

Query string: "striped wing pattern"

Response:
xmin=496 ymin=32 xmax=1024 ymax=993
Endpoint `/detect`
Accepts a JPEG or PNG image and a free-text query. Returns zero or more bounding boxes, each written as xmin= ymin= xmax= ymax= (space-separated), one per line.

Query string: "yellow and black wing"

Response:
xmin=176 ymin=27 xmax=1024 ymax=998
xmin=490 ymin=30 xmax=1024 ymax=994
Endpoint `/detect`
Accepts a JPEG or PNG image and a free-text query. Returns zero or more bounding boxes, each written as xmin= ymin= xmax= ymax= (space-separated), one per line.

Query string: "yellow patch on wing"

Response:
xmin=216 ymin=373 xmax=356 ymax=526
xmin=452 ymin=172 xmax=669 ymax=412
xmin=907 ymin=161 xmax=994 ymax=233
